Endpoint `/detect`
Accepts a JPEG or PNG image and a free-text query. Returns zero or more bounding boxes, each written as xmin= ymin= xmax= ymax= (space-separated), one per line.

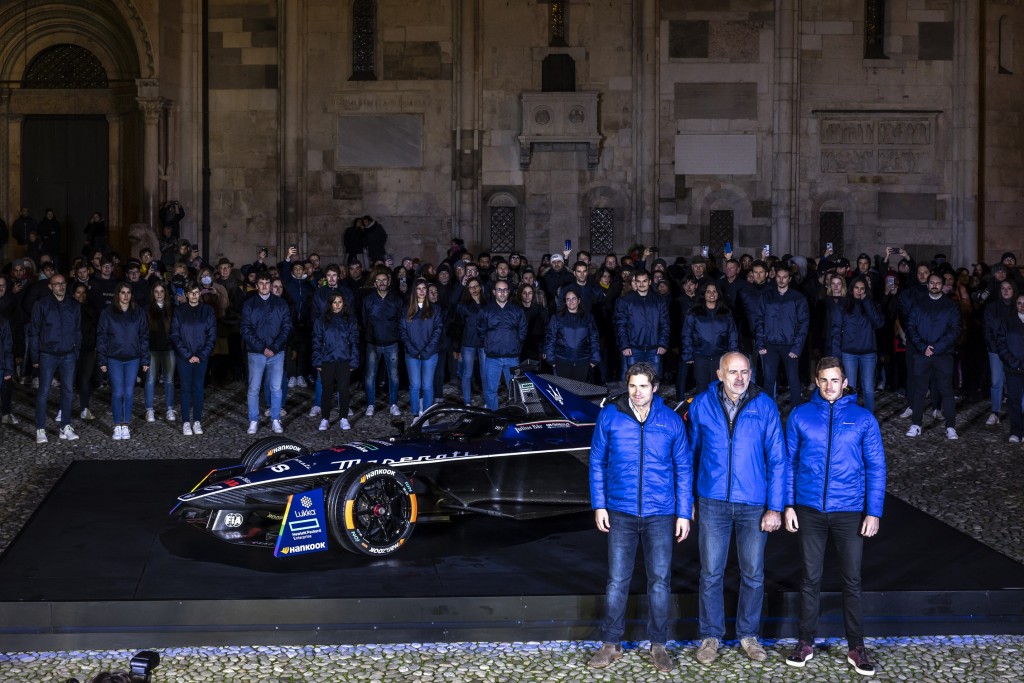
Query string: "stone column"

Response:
xmin=772 ymin=0 xmax=800 ymax=254
xmin=951 ymin=0 xmax=979 ymax=266
xmin=6 ymin=111 xmax=23 ymax=253
xmin=454 ymin=0 xmax=480 ymax=244
xmin=105 ymin=114 xmax=122 ymax=245
xmin=137 ymin=98 xmax=163 ymax=229
xmin=0 ymin=90 xmax=10 ymax=234
xmin=280 ymin=0 xmax=303 ymax=251
xmin=636 ymin=0 xmax=658 ymax=246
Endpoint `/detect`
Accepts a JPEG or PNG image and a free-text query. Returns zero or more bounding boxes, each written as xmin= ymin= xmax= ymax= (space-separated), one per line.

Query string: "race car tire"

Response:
xmin=326 ymin=463 xmax=417 ymax=556
xmin=240 ymin=437 xmax=310 ymax=473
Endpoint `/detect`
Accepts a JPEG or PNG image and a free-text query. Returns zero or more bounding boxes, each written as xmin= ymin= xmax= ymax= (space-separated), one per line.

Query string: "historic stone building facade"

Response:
xmin=0 ymin=0 xmax=1020 ymax=268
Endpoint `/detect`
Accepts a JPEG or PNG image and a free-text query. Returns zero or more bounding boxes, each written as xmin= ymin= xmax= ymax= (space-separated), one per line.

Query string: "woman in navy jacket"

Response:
xmin=544 ymin=288 xmax=600 ymax=382
xmin=830 ymin=277 xmax=885 ymax=412
xmin=452 ymin=277 xmax=485 ymax=405
xmin=996 ymin=293 xmax=1024 ymax=442
xmin=312 ymin=292 xmax=360 ymax=430
xmin=97 ymin=283 xmax=150 ymax=440
xmin=400 ymin=278 xmax=443 ymax=417
xmin=169 ymin=280 xmax=217 ymax=436
xmin=681 ymin=282 xmax=738 ymax=393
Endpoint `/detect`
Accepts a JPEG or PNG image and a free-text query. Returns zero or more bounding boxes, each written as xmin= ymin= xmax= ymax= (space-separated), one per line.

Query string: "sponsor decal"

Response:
xmin=224 ymin=512 xmax=244 ymax=528
xmin=548 ymin=385 xmax=564 ymax=405
xmin=268 ymin=444 xmax=304 ymax=455
xmin=223 ymin=479 xmax=241 ymax=487
xmin=274 ymin=488 xmax=328 ymax=557
xmin=270 ymin=463 xmax=290 ymax=473
xmin=291 ymin=458 xmax=313 ymax=470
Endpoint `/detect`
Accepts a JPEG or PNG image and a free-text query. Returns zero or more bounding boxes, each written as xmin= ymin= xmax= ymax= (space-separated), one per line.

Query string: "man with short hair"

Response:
xmin=904 ymin=273 xmax=961 ymax=439
xmin=614 ymin=269 xmax=669 ymax=377
xmin=541 ymin=253 xmax=573 ymax=313
xmin=587 ymin=362 xmax=692 ymax=673
xmin=558 ymin=260 xmax=605 ymax=315
xmin=756 ymin=267 xmax=809 ymax=405
xmin=241 ymin=273 xmax=292 ymax=434
xmin=477 ymin=281 xmax=526 ymax=411
xmin=784 ymin=357 xmax=886 ymax=677
xmin=688 ymin=352 xmax=785 ymax=665
xmin=361 ymin=271 xmax=404 ymax=417
xmin=29 ymin=274 xmax=80 ymax=443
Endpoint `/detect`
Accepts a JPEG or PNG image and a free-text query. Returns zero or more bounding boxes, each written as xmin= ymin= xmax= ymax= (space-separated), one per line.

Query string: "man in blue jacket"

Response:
xmin=361 ymin=271 xmax=404 ymax=417
xmin=587 ymin=362 xmax=692 ymax=673
xmin=29 ymin=273 xmax=81 ymax=443
xmin=784 ymin=357 xmax=886 ymax=677
xmin=614 ymin=269 xmax=669 ymax=378
xmin=756 ymin=267 xmax=809 ymax=405
xmin=904 ymin=273 xmax=961 ymax=439
xmin=477 ymin=281 xmax=526 ymax=411
xmin=688 ymin=351 xmax=785 ymax=665
xmin=241 ymin=272 xmax=293 ymax=435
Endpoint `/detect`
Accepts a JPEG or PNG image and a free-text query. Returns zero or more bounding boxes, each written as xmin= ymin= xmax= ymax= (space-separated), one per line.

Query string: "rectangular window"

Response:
xmin=819 ymin=212 xmax=844 ymax=256
xmin=589 ymin=208 xmax=614 ymax=255
xmin=708 ymin=210 xmax=734 ymax=253
xmin=489 ymin=206 xmax=516 ymax=253
xmin=865 ymin=0 xmax=887 ymax=59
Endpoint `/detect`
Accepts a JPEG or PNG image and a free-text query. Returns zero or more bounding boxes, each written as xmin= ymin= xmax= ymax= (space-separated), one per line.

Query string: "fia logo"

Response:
xmin=224 ymin=512 xmax=244 ymax=528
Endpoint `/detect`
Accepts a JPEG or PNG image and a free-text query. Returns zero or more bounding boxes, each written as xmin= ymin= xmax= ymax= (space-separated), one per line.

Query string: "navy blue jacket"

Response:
xmin=29 ymin=294 xmax=81 ymax=361
xmin=687 ymin=382 xmax=786 ymax=511
xmin=0 ymin=317 xmax=12 ymax=378
xmin=983 ymin=298 xmax=1014 ymax=352
xmin=312 ymin=313 xmax=361 ymax=368
xmin=756 ymin=287 xmax=809 ymax=354
xmin=400 ymin=307 xmax=443 ymax=359
xmin=311 ymin=283 xmax=356 ymax=321
xmin=614 ymin=291 xmax=670 ymax=351
xmin=905 ymin=294 xmax=961 ymax=355
xmin=996 ymin=310 xmax=1024 ymax=374
xmin=545 ymin=310 xmax=600 ymax=364
xmin=361 ymin=291 xmax=403 ymax=346
xmin=785 ymin=391 xmax=886 ymax=517
xmin=556 ymin=280 xmax=606 ymax=316
xmin=283 ymin=274 xmax=314 ymax=325
xmin=169 ymin=302 xmax=217 ymax=361
xmin=681 ymin=305 xmax=738 ymax=361
xmin=97 ymin=306 xmax=150 ymax=365
xmin=453 ymin=299 xmax=485 ymax=350
xmin=830 ymin=298 xmax=884 ymax=355
xmin=240 ymin=293 xmax=293 ymax=354
xmin=477 ymin=300 xmax=526 ymax=358
xmin=589 ymin=394 xmax=693 ymax=518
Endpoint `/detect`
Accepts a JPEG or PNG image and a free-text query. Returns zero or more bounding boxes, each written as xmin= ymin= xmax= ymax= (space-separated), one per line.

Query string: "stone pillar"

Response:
xmin=280 ymin=0 xmax=303 ymax=251
xmin=137 ymin=98 xmax=163 ymax=229
xmin=454 ymin=0 xmax=480 ymax=244
xmin=5 ymin=111 xmax=23 ymax=254
xmin=636 ymin=0 xmax=658 ymax=246
xmin=951 ymin=0 xmax=979 ymax=266
xmin=772 ymin=0 xmax=799 ymax=254
xmin=105 ymin=113 xmax=122 ymax=246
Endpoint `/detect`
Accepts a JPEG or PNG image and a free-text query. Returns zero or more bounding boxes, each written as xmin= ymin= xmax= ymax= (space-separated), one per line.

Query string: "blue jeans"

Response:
xmin=460 ymin=347 xmax=486 ymax=404
xmin=35 ymin=352 xmax=75 ymax=429
xmin=623 ymin=349 xmax=661 ymax=380
xmin=842 ymin=352 xmax=878 ymax=413
xmin=145 ymin=350 xmax=175 ymax=410
xmin=602 ymin=511 xmax=675 ymax=644
xmin=365 ymin=343 xmax=399 ymax=407
xmin=483 ymin=356 xmax=517 ymax=411
xmin=406 ymin=354 xmax=438 ymax=415
xmin=698 ymin=496 xmax=768 ymax=640
xmin=108 ymin=357 xmax=141 ymax=424
xmin=989 ymin=352 xmax=1005 ymax=414
xmin=247 ymin=352 xmax=284 ymax=422
xmin=177 ymin=357 xmax=209 ymax=422
xmin=264 ymin=364 xmax=289 ymax=413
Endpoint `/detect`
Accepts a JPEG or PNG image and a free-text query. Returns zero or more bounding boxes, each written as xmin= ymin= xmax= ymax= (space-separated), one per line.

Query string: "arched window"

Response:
xmin=488 ymin=193 xmax=519 ymax=253
xmin=23 ymin=44 xmax=108 ymax=89
xmin=350 ymin=0 xmax=377 ymax=81
xmin=999 ymin=15 xmax=1014 ymax=75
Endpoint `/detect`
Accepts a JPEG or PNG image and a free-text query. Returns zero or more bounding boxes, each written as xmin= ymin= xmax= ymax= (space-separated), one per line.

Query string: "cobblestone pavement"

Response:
xmin=1 ymin=379 xmax=1023 ymax=681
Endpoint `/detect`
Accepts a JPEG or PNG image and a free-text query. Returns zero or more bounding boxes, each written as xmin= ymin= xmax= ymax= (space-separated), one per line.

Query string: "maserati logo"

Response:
xmin=224 ymin=512 xmax=244 ymax=528
xmin=548 ymin=386 xmax=564 ymax=404
xmin=300 ymin=495 xmax=313 ymax=509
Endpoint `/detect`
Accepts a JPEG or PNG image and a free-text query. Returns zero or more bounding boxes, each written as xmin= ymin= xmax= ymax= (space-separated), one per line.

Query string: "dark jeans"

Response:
xmin=693 ymin=355 xmax=722 ymax=395
xmin=761 ymin=344 xmax=803 ymax=405
xmin=320 ymin=362 xmax=352 ymax=420
xmin=177 ymin=357 xmax=210 ymax=422
xmin=76 ymin=349 xmax=96 ymax=411
xmin=36 ymin=352 xmax=75 ymax=429
xmin=794 ymin=505 xmax=865 ymax=648
xmin=601 ymin=510 xmax=675 ymax=645
xmin=1007 ymin=372 xmax=1024 ymax=438
xmin=910 ymin=352 xmax=955 ymax=428
xmin=553 ymin=359 xmax=590 ymax=382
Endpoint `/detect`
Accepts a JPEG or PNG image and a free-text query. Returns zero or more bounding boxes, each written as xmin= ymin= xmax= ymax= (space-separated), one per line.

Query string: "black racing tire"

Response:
xmin=240 ymin=437 xmax=310 ymax=473
xmin=326 ymin=463 xmax=417 ymax=556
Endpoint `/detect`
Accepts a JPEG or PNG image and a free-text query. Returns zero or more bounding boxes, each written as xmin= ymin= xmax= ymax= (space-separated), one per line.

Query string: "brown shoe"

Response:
xmin=587 ymin=642 xmax=623 ymax=669
xmin=740 ymin=636 xmax=768 ymax=662
xmin=695 ymin=637 xmax=719 ymax=664
xmin=650 ymin=643 xmax=674 ymax=672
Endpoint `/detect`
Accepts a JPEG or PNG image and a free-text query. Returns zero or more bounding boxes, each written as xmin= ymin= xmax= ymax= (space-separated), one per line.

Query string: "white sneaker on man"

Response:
xmin=389 ymin=404 xmax=401 ymax=417
xmin=339 ymin=418 xmax=351 ymax=430
xmin=1010 ymin=435 xmax=1020 ymax=444
xmin=287 ymin=376 xmax=297 ymax=388
xmin=183 ymin=422 xmax=193 ymax=436
xmin=308 ymin=405 xmax=321 ymax=418
xmin=946 ymin=427 xmax=958 ymax=440
xmin=318 ymin=419 xmax=329 ymax=431
xmin=192 ymin=421 xmax=203 ymax=435
xmin=36 ymin=429 xmax=47 ymax=444
xmin=906 ymin=424 xmax=922 ymax=437
xmin=167 ymin=409 xmax=177 ymax=422
xmin=1 ymin=413 xmax=18 ymax=425
xmin=59 ymin=425 xmax=79 ymax=441
xmin=365 ymin=405 xmax=375 ymax=417
xmin=112 ymin=426 xmax=123 ymax=440
xmin=899 ymin=407 xmax=913 ymax=419
xmin=247 ymin=421 xmax=258 ymax=435
xmin=56 ymin=410 xmax=62 ymax=422
xmin=80 ymin=408 xmax=95 ymax=421
xmin=272 ymin=419 xmax=283 ymax=434
xmin=146 ymin=409 xmax=156 ymax=423
xmin=296 ymin=376 xmax=307 ymax=388
xmin=347 ymin=408 xmax=354 ymax=417
xmin=986 ymin=413 xmax=1000 ymax=426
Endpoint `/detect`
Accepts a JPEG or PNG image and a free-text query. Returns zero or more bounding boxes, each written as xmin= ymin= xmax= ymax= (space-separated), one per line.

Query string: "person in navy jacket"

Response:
xmin=241 ymin=272 xmax=293 ymax=434
xmin=904 ymin=273 xmax=962 ymax=439
xmin=400 ymin=278 xmax=443 ymax=417
xmin=587 ymin=362 xmax=692 ymax=673
xmin=687 ymin=351 xmax=785 ymax=665
xmin=97 ymin=283 xmax=150 ymax=440
xmin=681 ymin=282 xmax=739 ymax=394
xmin=544 ymin=289 xmax=600 ymax=382
xmin=613 ymin=269 xmax=669 ymax=378
xmin=830 ymin=277 xmax=885 ymax=412
xmin=783 ymin=356 xmax=886 ymax=676
xmin=477 ymin=280 xmax=526 ymax=411
xmin=756 ymin=266 xmax=809 ymax=405
xmin=312 ymin=292 xmax=360 ymax=430
xmin=29 ymin=273 xmax=81 ymax=443
xmin=169 ymin=280 xmax=217 ymax=436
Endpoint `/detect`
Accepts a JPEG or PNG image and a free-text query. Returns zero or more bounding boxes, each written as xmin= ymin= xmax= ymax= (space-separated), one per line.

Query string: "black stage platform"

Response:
xmin=1 ymin=459 xmax=1023 ymax=650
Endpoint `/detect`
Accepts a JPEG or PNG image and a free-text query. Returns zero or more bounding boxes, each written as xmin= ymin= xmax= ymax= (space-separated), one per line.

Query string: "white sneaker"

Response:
xmin=906 ymin=424 xmax=922 ymax=437
xmin=287 ymin=377 xmax=297 ymax=388
xmin=296 ymin=376 xmax=307 ymax=388
xmin=247 ymin=421 xmax=258 ymax=435
xmin=389 ymin=404 xmax=401 ymax=417
xmin=280 ymin=409 xmax=286 ymax=418
xmin=932 ymin=409 xmax=942 ymax=420
xmin=52 ymin=378 xmax=59 ymax=388
xmin=347 ymin=408 xmax=354 ymax=417
xmin=112 ymin=426 xmax=123 ymax=440
xmin=36 ymin=429 xmax=47 ymax=444
xmin=272 ymin=419 xmax=283 ymax=434
xmin=183 ymin=422 xmax=193 ymax=436
xmin=146 ymin=409 xmax=156 ymax=422
xmin=56 ymin=410 xmax=63 ymax=423
xmin=308 ymin=405 xmax=321 ymax=418
xmin=80 ymin=408 xmax=95 ymax=421
xmin=59 ymin=424 xmax=78 ymax=440
xmin=946 ymin=427 xmax=958 ymax=440
xmin=339 ymin=418 xmax=351 ymax=430
xmin=1 ymin=413 xmax=18 ymax=425
xmin=166 ymin=409 xmax=177 ymax=422
xmin=899 ymin=407 xmax=913 ymax=419
xmin=31 ymin=377 xmax=39 ymax=388
xmin=365 ymin=405 xmax=375 ymax=417
xmin=122 ymin=425 xmax=131 ymax=440
xmin=318 ymin=419 xmax=329 ymax=431
xmin=986 ymin=413 xmax=1000 ymax=426
xmin=192 ymin=421 xmax=203 ymax=435
xmin=263 ymin=408 xmax=270 ymax=417
xmin=1010 ymin=435 xmax=1020 ymax=444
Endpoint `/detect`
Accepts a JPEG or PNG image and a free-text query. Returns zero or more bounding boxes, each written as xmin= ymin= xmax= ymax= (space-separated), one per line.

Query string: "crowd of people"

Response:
xmin=2 ymin=226 xmax=1024 ymax=445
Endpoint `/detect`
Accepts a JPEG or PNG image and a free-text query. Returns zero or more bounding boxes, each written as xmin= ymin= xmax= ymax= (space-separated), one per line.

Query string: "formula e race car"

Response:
xmin=172 ymin=369 xmax=607 ymax=557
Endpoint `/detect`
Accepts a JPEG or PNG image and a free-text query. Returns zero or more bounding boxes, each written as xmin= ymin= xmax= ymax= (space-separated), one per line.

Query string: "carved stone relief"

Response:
xmin=819 ymin=116 xmax=934 ymax=175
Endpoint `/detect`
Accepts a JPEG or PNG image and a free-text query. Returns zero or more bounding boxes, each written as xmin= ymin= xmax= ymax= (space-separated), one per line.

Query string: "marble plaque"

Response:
xmin=675 ymin=134 xmax=757 ymax=175
xmin=338 ymin=115 xmax=423 ymax=168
